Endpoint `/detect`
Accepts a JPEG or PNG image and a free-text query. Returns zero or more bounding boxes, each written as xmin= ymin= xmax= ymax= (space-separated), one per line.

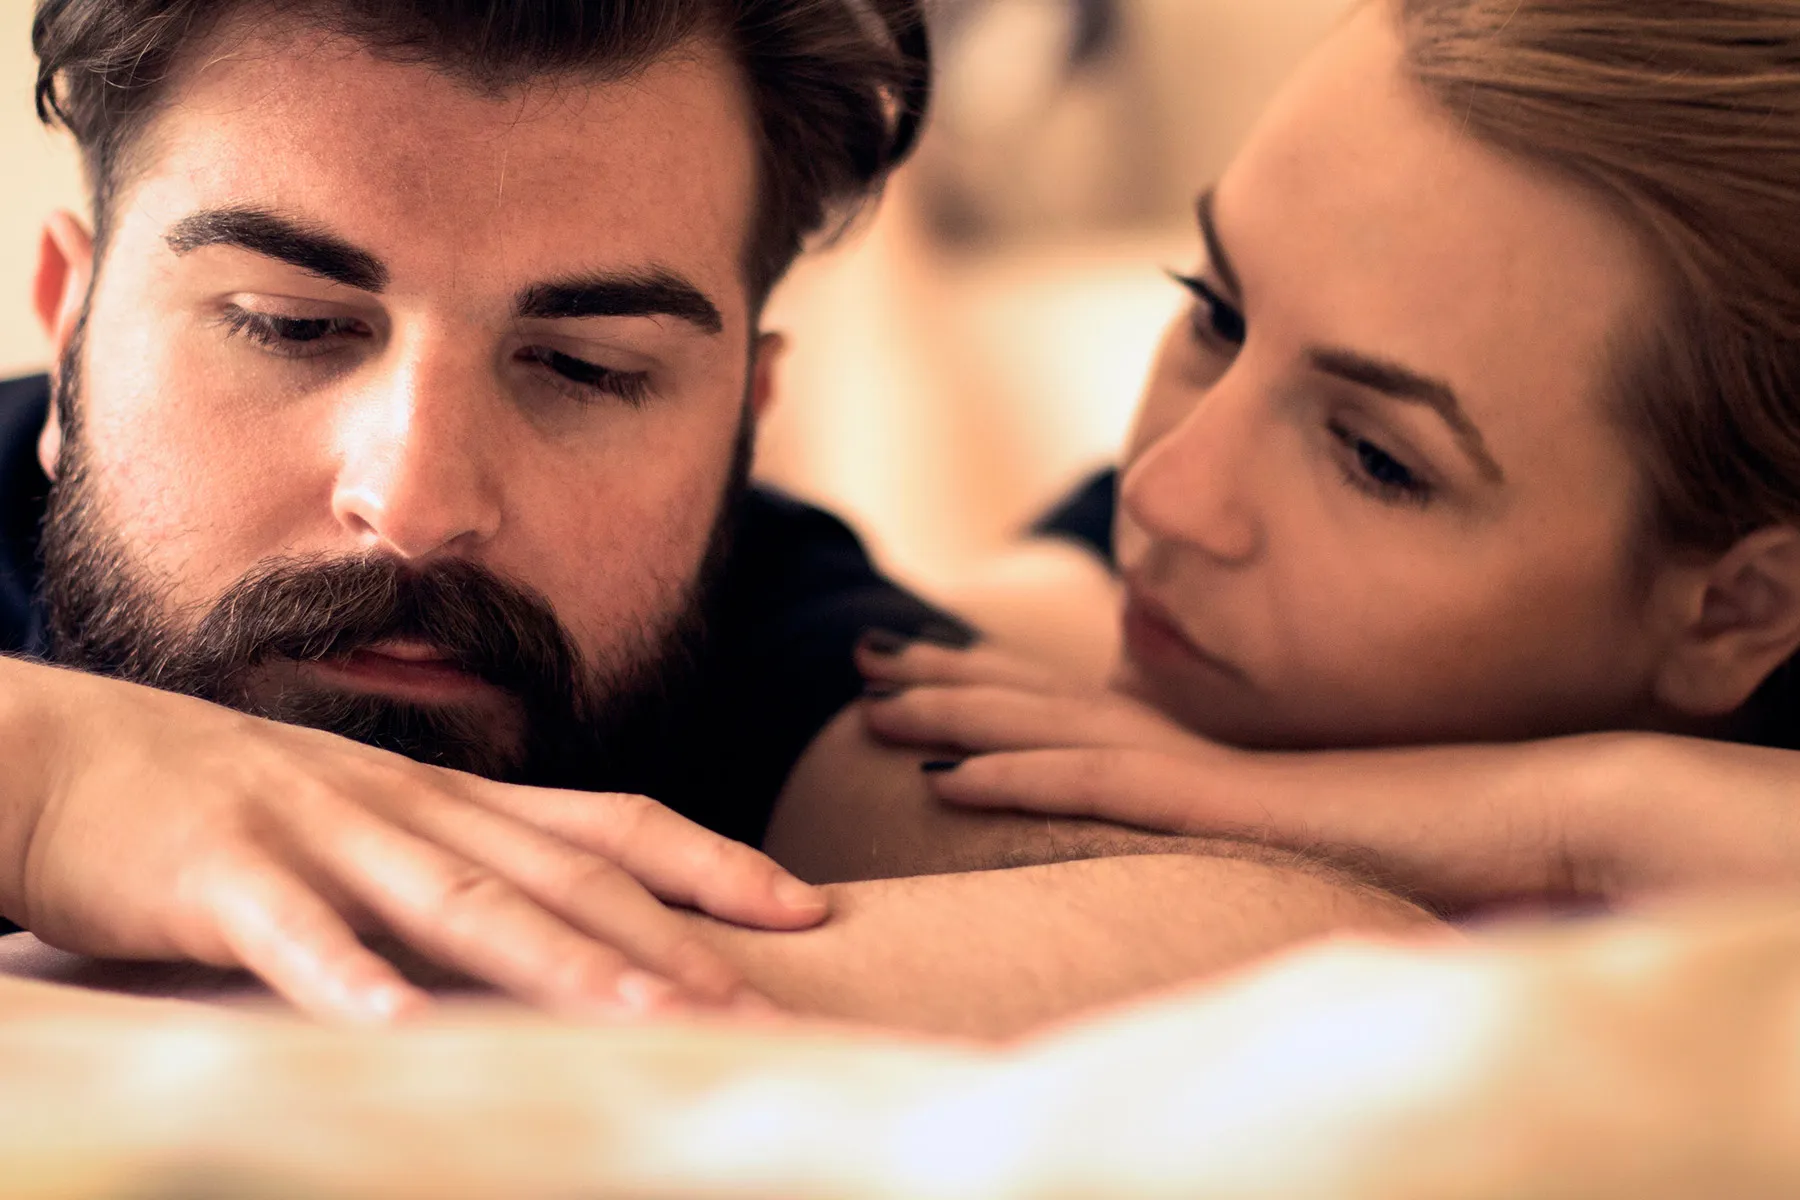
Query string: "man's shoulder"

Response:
xmin=1030 ymin=467 xmax=1118 ymax=563
xmin=665 ymin=485 xmax=969 ymax=846
xmin=725 ymin=486 xmax=961 ymax=639
xmin=0 ymin=376 xmax=50 ymax=656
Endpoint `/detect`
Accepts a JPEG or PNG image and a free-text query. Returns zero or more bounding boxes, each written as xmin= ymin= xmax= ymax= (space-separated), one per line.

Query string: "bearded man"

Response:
xmin=0 ymin=0 xmax=1430 ymax=1038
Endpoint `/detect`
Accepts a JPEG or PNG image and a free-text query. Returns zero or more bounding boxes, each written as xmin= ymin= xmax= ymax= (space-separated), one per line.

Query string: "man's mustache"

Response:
xmin=178 ymin=555 xmax=581 ymax=700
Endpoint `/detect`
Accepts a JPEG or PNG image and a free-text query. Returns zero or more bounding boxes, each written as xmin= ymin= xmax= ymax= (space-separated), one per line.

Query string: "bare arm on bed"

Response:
xmin=687 ymin=707 xmax=1440 ymax=1040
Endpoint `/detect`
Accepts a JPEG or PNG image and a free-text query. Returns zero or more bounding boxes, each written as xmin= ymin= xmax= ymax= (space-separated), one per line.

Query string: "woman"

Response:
xmin=856 ymin=0 xmax=1800 ymax=913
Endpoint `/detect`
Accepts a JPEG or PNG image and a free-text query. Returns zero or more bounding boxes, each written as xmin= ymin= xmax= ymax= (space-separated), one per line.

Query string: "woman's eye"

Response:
xmin=1169 ymin=271 xmax=1246 ymax=349
xmin=519 ymin=347 xmax=652 ymax=408
xmin=1328 ymin=420 xmax=1434 ymax=506
xmin=220 ymin=306 xmax=368 ymax=354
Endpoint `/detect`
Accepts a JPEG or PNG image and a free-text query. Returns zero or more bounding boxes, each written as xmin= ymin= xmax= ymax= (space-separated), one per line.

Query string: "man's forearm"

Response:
xmin=748 ymin=708 xmax=1442 ymax=1038
xmin=688 ymin=855 xmax=1439 ymax=1040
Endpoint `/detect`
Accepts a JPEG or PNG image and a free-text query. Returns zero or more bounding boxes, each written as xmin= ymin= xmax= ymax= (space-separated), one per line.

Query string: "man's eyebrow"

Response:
xmin=1309 ymin=346 xmax=1506 ymax=484
xmin=515 ymin=272 xmax=724 ymax=335
xmin=1196 ymin=189 xmax=1242 ymax=299
xmin=164 ymin=207 xmax=389 ymax=293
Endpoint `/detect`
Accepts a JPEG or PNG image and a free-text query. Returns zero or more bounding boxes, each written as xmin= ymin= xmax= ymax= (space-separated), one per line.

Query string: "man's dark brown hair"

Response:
xmin=31 ymin=0 xmax=931 ymax=309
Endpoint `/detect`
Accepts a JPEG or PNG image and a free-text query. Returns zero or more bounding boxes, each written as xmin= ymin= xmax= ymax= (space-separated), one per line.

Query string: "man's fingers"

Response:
xmin=865 ymin=684 xmax=1198 ymax=755
xmin=459 ymin=781 xmax=828 ymax=931
xmin=855 ymin=636 xmax=1060 ymax=691
xmin=291 ymin=801 xmax=679 ymax=1017
xmin=372 ymin=790 xmax=754 ymax=1003
xmin=205 ymin=860 xmax=429 ymax=1024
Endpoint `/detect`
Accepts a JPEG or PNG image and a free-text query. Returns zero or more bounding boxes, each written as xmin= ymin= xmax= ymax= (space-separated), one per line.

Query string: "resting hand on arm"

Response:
xmin=732 ymin=636 xmax=1441 ymax=1040
xmin=860 ymin=640 xmax=1800 ymax=915
xmin=0 ymin=656 xmax=827 ymax=1023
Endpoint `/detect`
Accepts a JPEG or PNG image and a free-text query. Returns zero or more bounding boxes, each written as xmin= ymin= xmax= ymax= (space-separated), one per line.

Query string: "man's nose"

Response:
xmin=329 ymin=346 xmax=506 ymax=562
xmin=1120 ymin=378 xmax=1264 ymax=566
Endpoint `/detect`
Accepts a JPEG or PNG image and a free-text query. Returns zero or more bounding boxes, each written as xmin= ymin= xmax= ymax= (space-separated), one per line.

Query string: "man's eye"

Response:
xmin=1169 ymin=271 xmax=1246 ymax=348
xmin=519 ymin=347 xmax=652 ymax=408
xmin=219 ymin=306 xmax=367 ymax=354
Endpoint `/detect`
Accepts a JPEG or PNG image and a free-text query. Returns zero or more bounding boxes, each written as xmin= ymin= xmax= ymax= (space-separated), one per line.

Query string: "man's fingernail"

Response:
xmin=921 ymin=760 xmax=964 ymax=775
xmin=859 ymin=628 xmax=911 ymax=656
xmin=615 ymin=970 xmax=680 ymax=1015
xmin=776 ymin=875 xmax=828 ymax=912
xmin=357 ymin=985 xmax=426 ymax=1025
xmin=917 ymin=619 xmax=980 ymax=650
xmin=863 ymin=682 xmax=904 ymax=699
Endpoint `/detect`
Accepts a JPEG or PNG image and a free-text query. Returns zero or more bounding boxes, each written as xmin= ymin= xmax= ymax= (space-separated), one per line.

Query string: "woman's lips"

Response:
xmin=1120 ymin=592 xmax=1247 ymax=683
xmin=303 ymin=640 xmax=491 ymax=703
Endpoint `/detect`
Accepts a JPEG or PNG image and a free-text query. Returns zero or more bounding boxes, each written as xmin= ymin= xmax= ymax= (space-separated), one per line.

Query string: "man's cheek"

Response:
xmin=546 ymin=479 xmax=723 ymax=649
xmin=73 ymin=419 xmax=295 ymax=606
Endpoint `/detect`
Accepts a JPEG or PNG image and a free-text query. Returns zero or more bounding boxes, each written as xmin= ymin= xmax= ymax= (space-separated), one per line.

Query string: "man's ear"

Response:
xmin=33 ymin=211 xmax=95 ymax=482
xmin=748 ymin=330 xmax=786 ymax=424
xmin=1653 ymin=526 xmax=1800 ymax=718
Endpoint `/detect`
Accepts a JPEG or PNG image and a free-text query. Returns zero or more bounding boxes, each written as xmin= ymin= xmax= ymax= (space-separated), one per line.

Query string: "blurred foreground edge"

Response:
xmin=4 ymin=899 xmax=1800 ymax=1199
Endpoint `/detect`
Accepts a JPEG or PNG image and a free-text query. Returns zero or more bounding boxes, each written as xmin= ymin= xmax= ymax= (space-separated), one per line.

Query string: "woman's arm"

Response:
xmin=855 ymin=640 xmax=1800 ymax=912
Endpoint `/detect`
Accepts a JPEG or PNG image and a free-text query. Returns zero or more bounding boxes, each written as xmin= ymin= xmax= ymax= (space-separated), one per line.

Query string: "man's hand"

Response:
xmin=0 ymin=658 xmax=828 ymax=1023
xmin=858 ymin=637 xmax=1800 ymax=913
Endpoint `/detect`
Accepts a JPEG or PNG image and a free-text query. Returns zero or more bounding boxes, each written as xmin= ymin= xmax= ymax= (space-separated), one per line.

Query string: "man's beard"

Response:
xmin=36 ymin=346 xmax=750 ymax=793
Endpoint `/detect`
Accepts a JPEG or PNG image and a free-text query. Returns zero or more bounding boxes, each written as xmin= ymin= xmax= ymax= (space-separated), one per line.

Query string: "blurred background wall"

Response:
xmin=0 ymin=0 xmax=85 ymax=378
xmin=0 ymin=0 xmax=1354 ymax=590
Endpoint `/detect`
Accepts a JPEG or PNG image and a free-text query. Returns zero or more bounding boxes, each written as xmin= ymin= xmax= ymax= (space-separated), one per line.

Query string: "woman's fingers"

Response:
xmin=864 ymin=683 xmax=1204 ymax=756
xmin=204 ymin=858 xmax=431 ymax=1025
xmin=925 ymin=748 xmax=1574 ymax=908
xmin=855 ymin=633 xmax=1061 ymax=691
xmin=925 ymin=748 xmax=1243 ymax=832
xmin=371 ymin=790 xmax=751 ymax=1005
xmin=459 ymin=779 xmax=829 ymax=932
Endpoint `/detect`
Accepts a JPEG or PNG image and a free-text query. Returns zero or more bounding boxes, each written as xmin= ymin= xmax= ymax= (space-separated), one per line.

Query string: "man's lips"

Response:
xmin=302 ymin=640 xmax=493 ymax=703
xmin=1120 ymin=591 xmax=1247 ymax=683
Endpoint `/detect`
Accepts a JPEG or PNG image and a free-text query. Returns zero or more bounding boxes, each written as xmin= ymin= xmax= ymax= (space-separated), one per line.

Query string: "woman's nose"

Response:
xmin=1120 ymin=381 xmax=1264 ymax=566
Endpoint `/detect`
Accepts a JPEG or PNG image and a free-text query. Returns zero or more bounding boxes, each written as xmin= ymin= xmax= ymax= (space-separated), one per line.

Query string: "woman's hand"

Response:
xmin=858 ymin=632 xmax=1208 ymax=760
xmin=857 ymin=635 xmax=1800 ymax=913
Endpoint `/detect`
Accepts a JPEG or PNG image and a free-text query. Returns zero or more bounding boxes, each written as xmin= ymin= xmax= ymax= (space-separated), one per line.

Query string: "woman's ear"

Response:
xmin=1653 ymin=526 xmax=1800 ymax=717
xmin=33 ymin=211 xmax=95 ymax=482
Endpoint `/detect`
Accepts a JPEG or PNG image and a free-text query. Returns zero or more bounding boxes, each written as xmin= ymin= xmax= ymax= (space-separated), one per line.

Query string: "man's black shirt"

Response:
xmin=0 ymin=372 xmax=956 ymax=855
xmin=1031 ymin=467 xmax=1117 ymax=562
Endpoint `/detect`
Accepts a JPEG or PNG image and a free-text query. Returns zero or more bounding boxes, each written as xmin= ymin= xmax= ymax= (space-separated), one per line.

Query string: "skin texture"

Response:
xmin=756 ymin=696 xmax=1443 ymax=1040
xmin=686 ymin=854 xmax=1436 ymax=1040
xmin=9 ymin=28 xmax=833 ymax=1023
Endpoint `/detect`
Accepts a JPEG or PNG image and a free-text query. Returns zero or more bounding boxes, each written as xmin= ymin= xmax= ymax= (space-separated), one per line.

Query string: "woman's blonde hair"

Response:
xmin=1398 ymin=0 xmax=1800 ymax=555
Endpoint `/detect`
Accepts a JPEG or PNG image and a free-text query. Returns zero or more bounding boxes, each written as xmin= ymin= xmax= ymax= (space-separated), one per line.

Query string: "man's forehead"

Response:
xmin=116 ymin=22 xmax=759 ymax=309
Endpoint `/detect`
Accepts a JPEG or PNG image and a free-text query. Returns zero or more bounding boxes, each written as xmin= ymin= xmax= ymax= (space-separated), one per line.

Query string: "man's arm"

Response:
xmin=688 ymin=855 xmax=1433 ymax=1040
xmin=0 ymin=655 xmax=827 ymax=1020
xmin=743 ymin=707 xmax=1440 ymax=1039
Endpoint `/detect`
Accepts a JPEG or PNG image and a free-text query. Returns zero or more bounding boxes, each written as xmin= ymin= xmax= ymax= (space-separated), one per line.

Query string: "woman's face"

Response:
xmin=1113 ymin=4 xmax=1685 ymax=749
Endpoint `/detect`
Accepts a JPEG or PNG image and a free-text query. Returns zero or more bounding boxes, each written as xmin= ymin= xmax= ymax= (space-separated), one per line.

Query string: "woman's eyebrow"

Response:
xmin=1196 ymin=189 xmax=1242 ymax=299
xmin=1309 ymin=346 xmax=1507 ymax=484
